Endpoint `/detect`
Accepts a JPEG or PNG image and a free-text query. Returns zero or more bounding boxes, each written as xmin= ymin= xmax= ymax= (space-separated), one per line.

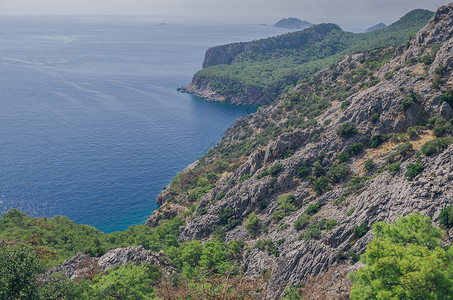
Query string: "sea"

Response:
xmin=0 ymin=16 xmax=290 ymax=232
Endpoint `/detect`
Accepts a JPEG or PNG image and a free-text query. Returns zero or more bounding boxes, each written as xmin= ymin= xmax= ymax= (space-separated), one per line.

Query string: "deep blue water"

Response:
xmin=0 ymin=16 xmax=289 ymax=232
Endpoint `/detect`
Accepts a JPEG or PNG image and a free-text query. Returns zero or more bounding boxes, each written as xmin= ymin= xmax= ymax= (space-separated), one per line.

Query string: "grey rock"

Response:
xmin=45 ymin=246 xmax=176 ymax=280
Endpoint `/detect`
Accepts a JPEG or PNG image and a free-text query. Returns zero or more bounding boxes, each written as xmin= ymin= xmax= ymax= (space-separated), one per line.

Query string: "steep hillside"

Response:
xmin=181 ymin=9 xmax=433 ymax=105
xmin=152 ymin=3 xmax=453 ymax=298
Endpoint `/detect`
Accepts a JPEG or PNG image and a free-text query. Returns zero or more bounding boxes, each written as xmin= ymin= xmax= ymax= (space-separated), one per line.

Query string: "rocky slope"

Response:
xmin=150 ymin=3 xmax=453 ymax=298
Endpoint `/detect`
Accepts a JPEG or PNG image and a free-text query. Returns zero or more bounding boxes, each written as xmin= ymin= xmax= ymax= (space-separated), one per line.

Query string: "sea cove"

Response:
xmin=0 ymin=16 xmax=289 ymax=232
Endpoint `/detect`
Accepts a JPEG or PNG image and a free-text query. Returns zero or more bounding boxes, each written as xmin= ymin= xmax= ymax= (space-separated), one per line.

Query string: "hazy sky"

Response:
xmin=0 ymin=0 xmax=451 ymax=30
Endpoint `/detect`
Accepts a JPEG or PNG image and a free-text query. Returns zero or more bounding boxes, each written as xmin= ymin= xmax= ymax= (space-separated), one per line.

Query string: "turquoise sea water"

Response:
xmin=0 ymin=16 xmax=289 ymax=232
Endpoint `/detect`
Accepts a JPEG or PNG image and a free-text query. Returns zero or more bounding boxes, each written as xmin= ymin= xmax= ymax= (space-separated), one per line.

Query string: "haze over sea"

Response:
xmin=0 ymin=17 xmax=289 ymax=232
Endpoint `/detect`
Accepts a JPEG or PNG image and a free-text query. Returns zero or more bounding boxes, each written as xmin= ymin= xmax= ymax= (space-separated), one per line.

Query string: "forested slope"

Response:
xmin=182 ymin=9 xmax=434 ymax=105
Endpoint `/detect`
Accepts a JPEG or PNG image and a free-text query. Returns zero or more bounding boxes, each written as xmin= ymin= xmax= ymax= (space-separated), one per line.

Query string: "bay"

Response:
xmin=0 ymin=16 xmax=289 ymax=232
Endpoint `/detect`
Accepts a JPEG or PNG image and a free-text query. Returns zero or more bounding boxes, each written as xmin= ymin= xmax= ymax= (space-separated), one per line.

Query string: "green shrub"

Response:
xmin=245 ymin=213 xmax=262 ymax=236
xmin=282 ymin=150 xmax=294 ymax=159
xmin=89 ymin=264 xmax=158 ymax=299
xmin=0 ymin=243 xmax=43 ymax=299
xmin=269 ymin=163 xmax=283 ymax=176
xmin=439 ymin=89 xmax=453 ymax=107
xmin=347 ymin=207 xmax=356 ymax=217
xmin=219 ymin=207 xmax=234 ymax=225
xmin=364 ymin=159 xmax=374 ymax=171
xmin=343 ymin=176 xmax=369 ymax=197
xmin=400 ymin=92 xmax=419 ymax=111
xmin=255 ymin=240 xmax=279 ymax=257
xmin=349 ymin=142 xmax=363 ymax=155
xmin=196 ymin=207 xmax=207 ymax=216
xmin=406 ymin=126 xmax=418 ymax=139
xmin=312 ymin=176 xmax=331 ymax=194
xmin=421 ymin=137 xmax=453 ymax=156
xmin=217 ymin=192 xmax=226 ymax=200
xmin=337 ymin=122 xmax=358 ymax=138
xmin=341 ymin=100 xmax=351 ymax=110
xmin=337 ymin=152 xmax=350 ymax=162
xmin=353 ymin=223 xmax=369 ymax=238
xmin=384 ymin=72 xmax=394 ymax=80
xmin=311 ymin=161 xmax=325 ymax=177
xmin=349 ymin=213 xmax=452 ymax=300
xmin=327 ymin=162 xmax=351 ymax=183
xmin=370 ymin=134 xmax=384 ymax=148
xmin=347 ymin=251 xmax=360 ymax=263
xmin=333 ymin=196 xmax=346 ymax=206
xmin=294 ymin=214 xmax=310 ymax=231
xmin=428 ymin=116 xmax=453 ymax=137
xmin=297 ymin=164 xmax=310 ymax=178
xmin=438 ymin=206 xmax=453 ymax=229
xmin=302 ymin=226 xmax=322 ymax=241
xmin=277 ymin=223 xmax=289 ymax=232
xmin=241 ymin=174 xmax=252 ymax=182
xmin=254 ymin=240 xmax=265 ymax=250
xmin=305 ymin=203 xmax=322 ymax=215
xmin=273 ymin=194 xmax=297 ymax=221
xmin=369 ymin=113 xmax=379 ymax=124
xmin=405 ymin=161 xmax=424 ymax=181
xmin=388 ymin=161 xmax=401 ymax=175
xmin=325 ymin=219 xmax=338 ymax=231
xmin=396 ymin=142 xmax=413 ymax=155
xmin=386 ymin=152 xmax=398 ymax=164
xmin=256 ymin=168 xmax=269 ymax=179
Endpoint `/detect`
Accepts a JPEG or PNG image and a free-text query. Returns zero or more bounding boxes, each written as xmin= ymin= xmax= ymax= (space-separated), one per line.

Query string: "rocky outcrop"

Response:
xmin=274 ymin=18 xmax=314 ymax=29
xmin=45 ymin=246 xmax=176 ymax=280
xmin=181 ymin=76 xmax=275 ymax=105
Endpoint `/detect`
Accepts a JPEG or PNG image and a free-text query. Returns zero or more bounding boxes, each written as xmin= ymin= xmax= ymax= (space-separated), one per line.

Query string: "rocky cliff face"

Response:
xmin=152 ymin=3 xmax=453 ymax=298
xmin=181 ymin=76 xmax=275 ymax=105
xmin=201 ymin=23 xmax=339 ymax=69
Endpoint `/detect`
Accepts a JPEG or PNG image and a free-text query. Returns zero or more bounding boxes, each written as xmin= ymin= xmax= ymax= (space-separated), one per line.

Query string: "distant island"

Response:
xmin=364 ymin=22 xmax=387 ymax=32
xmin=274 ymin=17 xmax=313 ymax=29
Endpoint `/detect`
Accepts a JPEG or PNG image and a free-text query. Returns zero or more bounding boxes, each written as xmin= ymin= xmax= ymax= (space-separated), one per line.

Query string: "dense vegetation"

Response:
xmin=195 ymin=9 xmax=433 ymax=97
xmin=349 ymin=213 xmax=453 ymax=299
xmin=0 ymin=209 xmax=267 ymax=299
xmin=2 ymin=209 xmax=452 ymax=299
